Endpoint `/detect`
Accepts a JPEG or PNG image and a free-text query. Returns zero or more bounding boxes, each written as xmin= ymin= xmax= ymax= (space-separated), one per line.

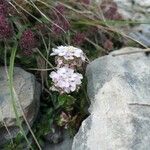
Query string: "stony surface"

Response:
xmin=113 ymin=0 xmax=150 ymax=20
xmin=114 ymin=0 xmax=150 ymax=46
xmin=0 ymin=67 xmax=41 ymax=145
xmin=72 ymin=47 xmax=150 ymax=150
xmin=44 ymin=131 xmax=73 ymax=150
xmin=129 ymin=24 xmax=150 ymax=47
xmin=95 ymin=0 xmax=150 ymax=46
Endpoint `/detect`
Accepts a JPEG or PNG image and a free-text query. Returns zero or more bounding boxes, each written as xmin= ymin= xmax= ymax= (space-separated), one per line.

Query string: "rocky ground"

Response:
xmin=0 ymin=0 xmax=149 ymax=149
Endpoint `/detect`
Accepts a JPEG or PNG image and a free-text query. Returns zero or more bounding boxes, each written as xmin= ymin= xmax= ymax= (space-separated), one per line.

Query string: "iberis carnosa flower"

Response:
xmin=50 ymin=46 xmax=86 ymax=68
xmin=49 ymin=67 xmax=83 ymax=94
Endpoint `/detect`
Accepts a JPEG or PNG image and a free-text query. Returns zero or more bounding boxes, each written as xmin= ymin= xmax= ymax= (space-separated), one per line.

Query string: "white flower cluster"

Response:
xmin=50 ymin=46 xmax=86 ymax=68
xmin=50 ymin=46 xmax=85 ymax=93
xmin=50 ymin=67 xmax=83 ymax=93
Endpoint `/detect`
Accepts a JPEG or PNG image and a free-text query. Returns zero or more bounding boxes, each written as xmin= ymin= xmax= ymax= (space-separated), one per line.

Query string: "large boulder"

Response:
xmin=0 ymin=67 xmax=41 ymax=145
xmin=72 ymin=47 xmax=150 ymax=150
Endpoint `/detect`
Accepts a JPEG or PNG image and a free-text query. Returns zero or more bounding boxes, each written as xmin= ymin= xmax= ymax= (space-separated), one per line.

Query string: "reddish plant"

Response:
xmin=100 ymin=0 xmax=122 ymax=20
xmin=20 ymin=29 xmax=38 ymax=56
xmin=103 ymin=39 xmax=113 ymax=50
xmin=51 ymin=4 xmax=66 ymax=20
xmin=72 ymin=32 xmax=86 ymax=46
xmin=0 ymin=0 xmax=9 ymax=16
xmin=0 ymin=14 xmax=13 ymax=40
xmin=51 ymin=19 xmax=70 ymax=36
xmin=51 ymin=4 xmax=70 ymax=36
xmin=55 ymin=4 xmax=65 ymax=14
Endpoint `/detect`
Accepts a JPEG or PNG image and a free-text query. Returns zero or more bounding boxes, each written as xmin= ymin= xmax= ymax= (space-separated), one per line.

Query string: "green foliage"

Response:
xmin=57 ymin=94 xmax=76 ymax=111
xmin=3 ymin=132 xmax=27 ymax=150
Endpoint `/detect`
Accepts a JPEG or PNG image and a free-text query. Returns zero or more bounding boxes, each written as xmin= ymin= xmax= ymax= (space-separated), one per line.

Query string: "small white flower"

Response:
xmin=49 ymin=67 xmax=83 ymax=93
xmin=51 ymin=46 xmax=86 ymax=61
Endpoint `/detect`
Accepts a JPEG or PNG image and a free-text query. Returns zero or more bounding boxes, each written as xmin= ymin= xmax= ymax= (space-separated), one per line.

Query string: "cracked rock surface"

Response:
xmin=72 ymin=47 xmax=150 ymax=150
xmin=0 ymin=67 xmax=41 ymax=145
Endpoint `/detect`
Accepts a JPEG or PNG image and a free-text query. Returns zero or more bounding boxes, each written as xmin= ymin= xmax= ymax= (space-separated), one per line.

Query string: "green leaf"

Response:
xmin=58 ymin=94 xmax=76 ymax=109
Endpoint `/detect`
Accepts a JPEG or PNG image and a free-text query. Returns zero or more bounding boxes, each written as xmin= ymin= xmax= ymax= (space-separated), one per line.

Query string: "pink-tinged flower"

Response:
xmin=51 ymin=46 xmax=85 ymax=61
xmin=72 ymin=32 xmax=86 ymax=46
xmin=0 ymin=14 xmax=13 ymax=40
xmin=51 ymin=46 xmax=86 ymax=68
xmin=50 ymin=67 xmax=83 ymax=94
xmin=20 ymin=29 xmax=38 ymax=56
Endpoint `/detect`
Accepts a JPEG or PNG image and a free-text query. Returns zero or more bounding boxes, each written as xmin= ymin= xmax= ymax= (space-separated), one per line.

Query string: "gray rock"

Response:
xmin=44 ymin=131 xmax=73 ymax=150
xmin=94 ymin=0 xmax=150 ymax=46
xmin=72 ymin=47 xmax=150 ymax=150
xmin=129 ymin=25 xmax=150 ymax=47
xmin=114 ymin=0 xmax=150 ymax=46
xmin=0 ymin=67 xmax=41 ymax=145
xmin=113 ymin=0 xmax=150 ymax=20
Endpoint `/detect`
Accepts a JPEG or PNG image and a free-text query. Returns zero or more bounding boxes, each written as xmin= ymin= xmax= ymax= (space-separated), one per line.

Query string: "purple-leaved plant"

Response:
xmin=0 ymin=14 xmax=13 ymax=40
xmin=51 ymin=4 xmax=70 ymax=36
xmin=0 ymin=0 xmax=9 ymax=16
xmin=72 ymin=32 xmax=86 ymax=46
xmin=20 ymin=29 xmax=38 ymax=56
